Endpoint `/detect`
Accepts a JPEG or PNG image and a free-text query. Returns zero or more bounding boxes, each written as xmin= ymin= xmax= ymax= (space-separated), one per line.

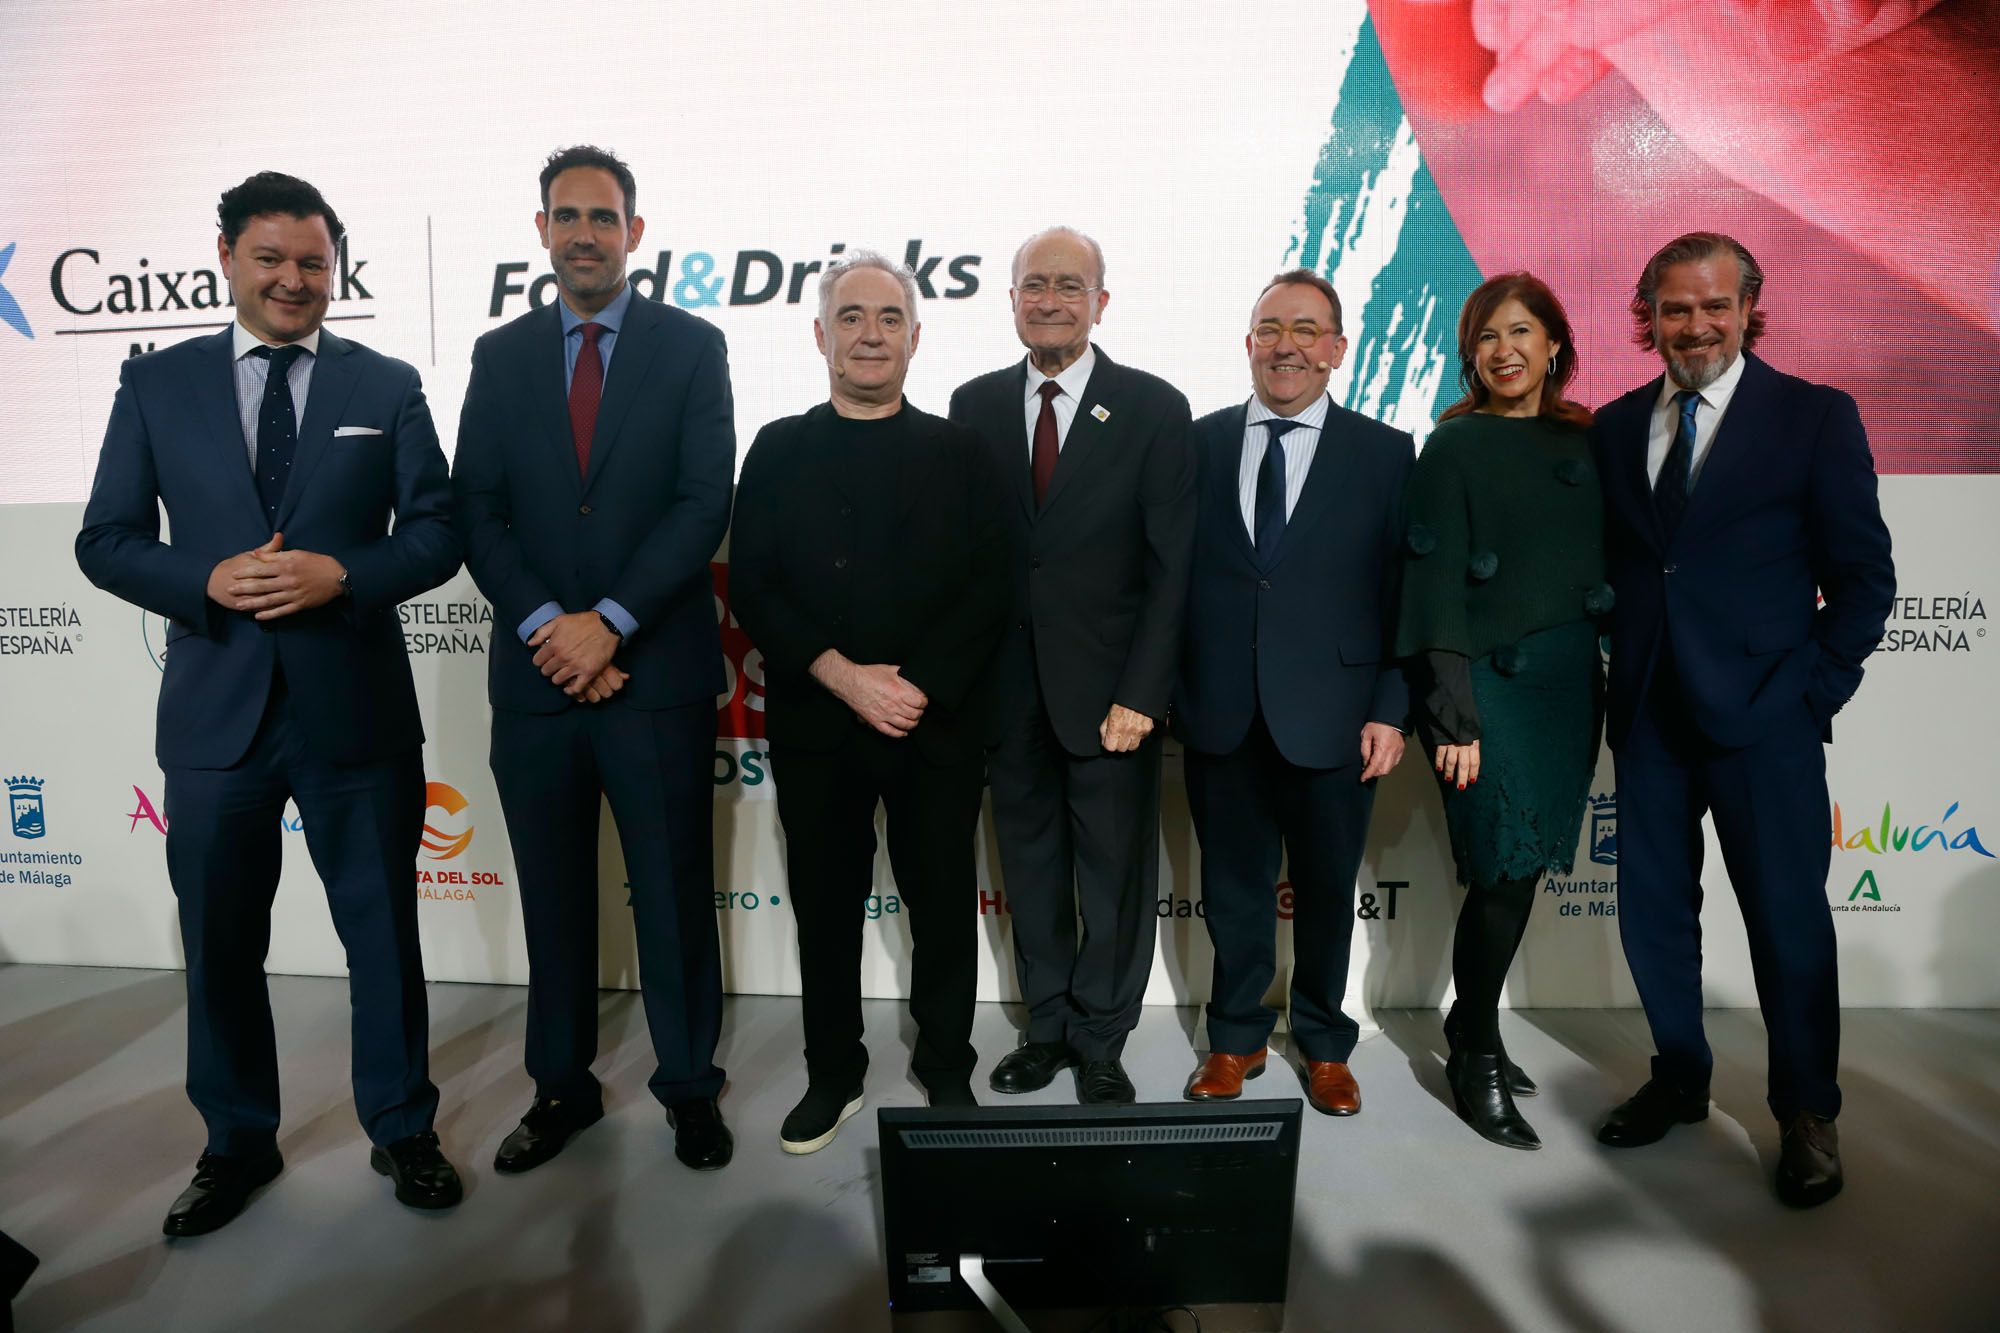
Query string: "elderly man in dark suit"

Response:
xmin=77 ymin=171 xmax=464 ymax=1235
xmin=1174 ymin=270 xmax=1410 ymax=1117
xmin=452 ymin=145 xmax=736 ymax=1175
xmin=1592 ymin=232 xmax=1894 ymax=1207
xmin=731 ymin=251 xmax=1009 ymax=1153
xmin=949 ymin=227 xmax=1196 ymax=1105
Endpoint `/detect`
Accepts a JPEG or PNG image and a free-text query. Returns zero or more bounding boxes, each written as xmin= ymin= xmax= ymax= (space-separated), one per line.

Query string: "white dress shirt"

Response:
xmin=1646 ymin=350 xmax=1746 ymax=489
xmin=231 ymin=320 xmax=319 ymax=471
xmin=1021 ymin=345 xmax=1098 ymax=457
xmin=1239 ymin=393 xmax=1329 ymax=536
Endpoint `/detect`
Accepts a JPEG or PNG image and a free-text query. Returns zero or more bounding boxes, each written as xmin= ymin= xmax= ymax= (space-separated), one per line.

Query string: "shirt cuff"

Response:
xmin=518 ymin=601 xmax=562 ymax=644
xmin=592 ymin=598 xmax=637 ymax=639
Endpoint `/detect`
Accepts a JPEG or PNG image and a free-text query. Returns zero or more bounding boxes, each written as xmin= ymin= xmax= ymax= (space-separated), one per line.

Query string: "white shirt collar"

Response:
xmin=233 ymin=319 xmax=321 ymax=360
xmin=1246 ymin=392 xmax=1331 ymax=431
xmin=1024 ymin=344 xmax=1097 ymax=403
xmin=1655 ymin=348 xmax=1747 ymax=415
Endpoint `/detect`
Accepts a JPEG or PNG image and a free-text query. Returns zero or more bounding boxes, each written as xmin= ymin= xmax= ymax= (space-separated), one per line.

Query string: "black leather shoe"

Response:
xmin=493 ymin=1097 xmax=605 ymax=1175
xmin=162 ymin=1149 xmax=283 ymax=1237
xmin=1076 ymin=1059 xmax=1136 ymax=1106
xmin=989 ymin=1041 xmax=1078 ymax=1094
xmin=925 ymin=1080 xmax=979 ymax=1109
xmin=1775 ymin=1112 xmax=1842 ymax=1208
xmin=1443 ymin=1006 xmax=1537 ymax=1097
xmin=668 ymin=1098 xmax=734 ymax=1171
xmin=1597 ymin=1078 xmax=1709 ymax=1147
xmin=1447 ymin=1051 xmax=1541 ymax=1150
xmin=369 ymin=1131 xmax=463 ymax=1209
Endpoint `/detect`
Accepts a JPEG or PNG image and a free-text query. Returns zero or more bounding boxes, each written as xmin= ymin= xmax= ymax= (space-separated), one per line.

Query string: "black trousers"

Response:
xmin=490 ymin=700 xmax=724 ymax=1108
xmin=1615 ymin=654 xmax=1839 ymax=1121
xmin=770 ymin=733 xmax=984 ymax=1088
xmin=1185 ymin=712 xmax=1375 ymax=1063
xmin=987 ymin=692 xmax=1162 ymax=1062
xmin=163 ymin=675 xmax=436 ymax=1154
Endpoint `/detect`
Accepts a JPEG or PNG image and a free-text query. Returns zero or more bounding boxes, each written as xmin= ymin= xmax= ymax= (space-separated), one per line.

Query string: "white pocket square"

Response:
xmin=333 ymin=425 xmax=384 ymax=438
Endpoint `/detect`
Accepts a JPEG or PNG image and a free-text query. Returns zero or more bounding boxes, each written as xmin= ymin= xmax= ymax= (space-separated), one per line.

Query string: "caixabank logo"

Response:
xmin=1828 ymin=796 xmax=1994 ymax=914
xmin=0 ymin=242 xmax=32 ymax=339
xmin=416 ymin=781 xmax=506 ymax=903
xmin=2 ymin=774 xmax=83 ymax=888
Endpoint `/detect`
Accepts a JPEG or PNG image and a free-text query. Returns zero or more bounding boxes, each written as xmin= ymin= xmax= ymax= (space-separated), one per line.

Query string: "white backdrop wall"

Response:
xmin=2 ymin=2 xmax=1996 ymax=1014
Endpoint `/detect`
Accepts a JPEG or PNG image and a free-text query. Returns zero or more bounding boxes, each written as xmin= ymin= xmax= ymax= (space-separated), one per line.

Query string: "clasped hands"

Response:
xmin=206 ymin=532 xmax=345 ymax=621
xmin=530 ymin=612 xmax=628 ymax=703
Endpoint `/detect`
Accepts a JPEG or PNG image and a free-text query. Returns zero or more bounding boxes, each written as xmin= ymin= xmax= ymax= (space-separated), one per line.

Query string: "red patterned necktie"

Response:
xmin=569 ymin=322 xmax=605 ymax=477
xmin=1031 ymin=380 xmax=1061 ymax=508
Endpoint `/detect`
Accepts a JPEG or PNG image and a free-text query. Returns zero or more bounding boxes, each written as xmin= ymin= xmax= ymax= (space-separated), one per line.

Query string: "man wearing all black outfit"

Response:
xmin=731 ymin=252 xmax=1010 ymax=1152
xmin=949 ymin=228 xmax=1196 ymax=1104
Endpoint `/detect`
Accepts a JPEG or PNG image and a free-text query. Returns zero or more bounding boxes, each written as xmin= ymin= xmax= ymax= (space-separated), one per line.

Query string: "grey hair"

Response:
xmin=1011 ymin=226 xmax=1106 ymax=288
xmin=817 ymin=250 xmax=922 ymax=330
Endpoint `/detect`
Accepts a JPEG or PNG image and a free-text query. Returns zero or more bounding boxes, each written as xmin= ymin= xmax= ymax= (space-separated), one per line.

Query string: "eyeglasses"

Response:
xmin=1016 ymin=279 xmax=1098 ymax=303
xmin=1251 ymin=322 xmax=1334 ymax=349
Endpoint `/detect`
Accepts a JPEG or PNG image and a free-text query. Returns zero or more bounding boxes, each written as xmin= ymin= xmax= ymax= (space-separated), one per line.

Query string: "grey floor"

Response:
xmin=1 ymin=966 xmax=1995 ymax=1333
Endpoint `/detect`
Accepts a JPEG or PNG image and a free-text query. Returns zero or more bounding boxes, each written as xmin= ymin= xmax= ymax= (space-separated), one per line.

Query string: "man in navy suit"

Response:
xmin=1175 ymin=270 xmax=1410 ymax=1116
xmin=452 ymin=146 xmax=736 ymax=1173
xmin=77 ymin=172 xmax=464 ymax=1235
xmin=1592 ymin=232 xmax=1894 ymax=1207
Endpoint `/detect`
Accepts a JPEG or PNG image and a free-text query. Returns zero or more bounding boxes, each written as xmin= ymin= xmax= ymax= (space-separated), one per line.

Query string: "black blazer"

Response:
xmin=728 ymin=401 xmax=1010 ymax=764
xmin=452 ymin=297 xmax=735 ymax=713
xmin=77 ymin=327 xmax=459 ymax=768
xmin=948 ymin=347 xmax=1196 ymax=756
xmin=1173 ymin=398 xmax=1413 ymax=768
xmin=1592 ymin=352 xmax=1895 ymax=749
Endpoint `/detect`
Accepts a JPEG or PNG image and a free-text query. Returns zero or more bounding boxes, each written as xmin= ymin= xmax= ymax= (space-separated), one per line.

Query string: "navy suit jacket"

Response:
xmin=948 ymin=348 xmax=1196 ymax=756
xmin=451 ymin=297 xmax=734 ymax=713
xmin=1174 ymin=398 xmax=1413 ymax=769
xmin=76 ymin=327 xmax=459 ymax=769
xmin=1593 ymin=352 xmax=1895 ymax=750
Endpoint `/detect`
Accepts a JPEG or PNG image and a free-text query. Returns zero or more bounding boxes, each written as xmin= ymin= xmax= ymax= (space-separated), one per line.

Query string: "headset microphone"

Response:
xmin=1316 ymin=361 xmax=1332 ymax=372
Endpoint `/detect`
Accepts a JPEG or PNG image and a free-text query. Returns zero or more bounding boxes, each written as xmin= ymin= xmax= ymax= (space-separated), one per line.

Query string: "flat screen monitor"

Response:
xmin=880 ymin=1099 xmax=1302 ymax=1330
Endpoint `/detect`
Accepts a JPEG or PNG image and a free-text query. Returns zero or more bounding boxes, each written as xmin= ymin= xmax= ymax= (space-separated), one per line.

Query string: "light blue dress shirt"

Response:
xmin=518 ymin=283 xmax=641 ymax=644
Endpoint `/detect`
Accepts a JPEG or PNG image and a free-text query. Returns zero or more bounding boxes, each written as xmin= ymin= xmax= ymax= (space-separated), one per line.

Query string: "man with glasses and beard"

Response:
xmin=1591 ymin=232 xmax=1894 ymax=1208
xmin=452 ymin=145 xmax=737 ymax=1175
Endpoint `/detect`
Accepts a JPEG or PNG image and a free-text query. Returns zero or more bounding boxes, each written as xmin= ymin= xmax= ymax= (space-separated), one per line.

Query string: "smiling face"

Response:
xmin=1653 ymin=254 xmax=1751 ymax=391
xmin=218 ymin=212 xmax=335 ymax=344
xmin=1011 ymin=231 xmax=1107 ymax=372
xmin=1248 ymin=281 xmax=1345 ymax=416
xmin=1473 ymin=296 xmax=1558 ymax=417
xmin=537 ymin=166 xmax=644 ymax=316
xmin=815 ymin=264 xmax=919 ymax=409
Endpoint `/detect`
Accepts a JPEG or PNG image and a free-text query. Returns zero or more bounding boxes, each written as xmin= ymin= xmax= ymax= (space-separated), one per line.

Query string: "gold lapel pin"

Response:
xmin=1090 ymin=404 xmax=1110 ymax=423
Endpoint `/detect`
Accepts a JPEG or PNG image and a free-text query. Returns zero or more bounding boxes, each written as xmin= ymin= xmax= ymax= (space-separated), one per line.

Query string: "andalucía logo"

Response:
xmin=420 ymin=783 xmax=473 ymax=859
xmin=1830 ymin=799 xmax=1993 ymax=858
xmin=8 ymin=776 xmax=47 ymax=839
xmin=0 ymin=242 xmax=32 ymax=339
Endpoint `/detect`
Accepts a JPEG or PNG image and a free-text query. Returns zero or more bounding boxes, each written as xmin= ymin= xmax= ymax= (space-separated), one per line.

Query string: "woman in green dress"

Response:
xmin=1398 ymin=272 xmax=1608 ymax=1150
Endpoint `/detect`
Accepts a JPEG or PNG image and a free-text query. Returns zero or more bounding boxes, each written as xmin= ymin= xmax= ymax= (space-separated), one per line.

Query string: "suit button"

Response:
xmin=579 ymin=504 xmax=592 ymax=515
xmin=1259 ymin=579 xmax=1272 ymax=590
xmin=841 ymin=505 xmax=853 ymax=517
xmin=1016 ymin=620 xmax=1027 ymax=631
xmin=834 ymin=556 xmax=848 ymax=570
xmin=1664 ymin=563 xmax=1677 ymax=574
xmin=1031 ymin=558 xmax=1042 ymax=570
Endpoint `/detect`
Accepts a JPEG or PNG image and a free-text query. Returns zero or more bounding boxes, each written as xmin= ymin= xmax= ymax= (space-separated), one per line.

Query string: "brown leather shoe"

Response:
xmin=1184 ymin=1049 xmax=1268 ymax=1101
xmin=1305 ymin=1061 xmax=1361 ymax=1116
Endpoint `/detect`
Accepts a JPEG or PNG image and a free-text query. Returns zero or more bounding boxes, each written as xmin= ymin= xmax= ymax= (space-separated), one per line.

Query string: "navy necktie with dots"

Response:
xmin=251 ymin=343 xmax=307 ymax=523
xmin=1255 ymin=418 xmax=1299 ymax=563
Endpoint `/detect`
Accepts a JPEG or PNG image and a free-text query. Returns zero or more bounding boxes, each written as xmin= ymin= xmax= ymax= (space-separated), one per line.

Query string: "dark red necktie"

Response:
xmin=569 ymin=322 xmax=605 ymax=477
xmin=1031 ymin=380 xmax=1061 ymax=508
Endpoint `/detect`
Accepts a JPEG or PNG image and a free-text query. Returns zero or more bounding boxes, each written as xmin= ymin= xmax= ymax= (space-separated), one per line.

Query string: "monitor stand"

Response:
xmin=958 ymin=1255 xmax=1030 ymax=1333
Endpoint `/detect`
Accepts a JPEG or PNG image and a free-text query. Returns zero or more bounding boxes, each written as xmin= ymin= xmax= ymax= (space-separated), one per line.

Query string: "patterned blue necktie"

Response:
xmin=252 ymin=343 xmax=307 ymax=523
xmin=1656 ymin=389 xmax=1699 ymax=534
xmin=1255 ymin=418 xmax=1298 ymax=563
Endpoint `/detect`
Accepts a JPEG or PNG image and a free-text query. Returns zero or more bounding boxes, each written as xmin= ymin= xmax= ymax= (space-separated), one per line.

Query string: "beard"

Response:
xmin=1663 ymin=338 xmax=1736 ymax=391
xmin=554 ymin=252 xmax=624 ymax=301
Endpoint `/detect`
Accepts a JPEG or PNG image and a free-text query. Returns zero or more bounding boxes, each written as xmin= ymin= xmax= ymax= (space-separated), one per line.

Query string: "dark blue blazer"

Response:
xmin=1592 ymin=352 xmax=1895 ymax=750
xmin=451 ymin=297 xmax=734 ymax=713
xmin=76 ymin=327 xmax=459 ymax=769
xmin=1174 ymin=398 xmax=1413 ymax=769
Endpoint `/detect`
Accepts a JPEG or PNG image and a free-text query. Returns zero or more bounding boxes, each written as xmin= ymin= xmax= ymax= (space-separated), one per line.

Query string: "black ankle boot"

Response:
xmin=1448 ymin=1051 xmax=1541 ymax=1150
xmin=1444 ymin=1007 xmax=1537 ymax=1097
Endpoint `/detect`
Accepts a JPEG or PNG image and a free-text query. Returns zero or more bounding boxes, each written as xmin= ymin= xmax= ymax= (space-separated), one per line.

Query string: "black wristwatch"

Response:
xmin=596 ymin=611 xmax=623 ymax=638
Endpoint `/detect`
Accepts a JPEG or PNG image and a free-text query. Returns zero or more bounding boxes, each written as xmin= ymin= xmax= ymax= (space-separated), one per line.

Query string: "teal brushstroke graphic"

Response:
xmin=1292 ymin=16 xmax=1481 ymax=430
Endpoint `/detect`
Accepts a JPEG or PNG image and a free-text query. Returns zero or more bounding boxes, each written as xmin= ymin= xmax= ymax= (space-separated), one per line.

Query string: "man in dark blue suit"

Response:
xmin=77 ymin=172 xmax=464 ymax=1235
xmin=452 ymin=146 xmax=736 ymax=1173
xmin=1592 ymin=233 xmax=1894 ymax=1207
xmin=1175 ymin=270 xmax=1410 ymax=1116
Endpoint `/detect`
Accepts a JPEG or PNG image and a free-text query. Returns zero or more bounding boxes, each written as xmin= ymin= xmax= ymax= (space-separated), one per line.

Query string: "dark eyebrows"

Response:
xmin=837 ymin=304 xmax=906 ymax=318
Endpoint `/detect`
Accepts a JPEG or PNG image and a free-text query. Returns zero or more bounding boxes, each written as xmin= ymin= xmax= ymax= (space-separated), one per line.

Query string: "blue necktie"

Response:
xmin=252 ymin=344 xmax=307 ymax=523
xmin=1254 ymin=418 xmax=1298 ymax=564
xmin=1656 ymin=389 xmax=1699 ymax=534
